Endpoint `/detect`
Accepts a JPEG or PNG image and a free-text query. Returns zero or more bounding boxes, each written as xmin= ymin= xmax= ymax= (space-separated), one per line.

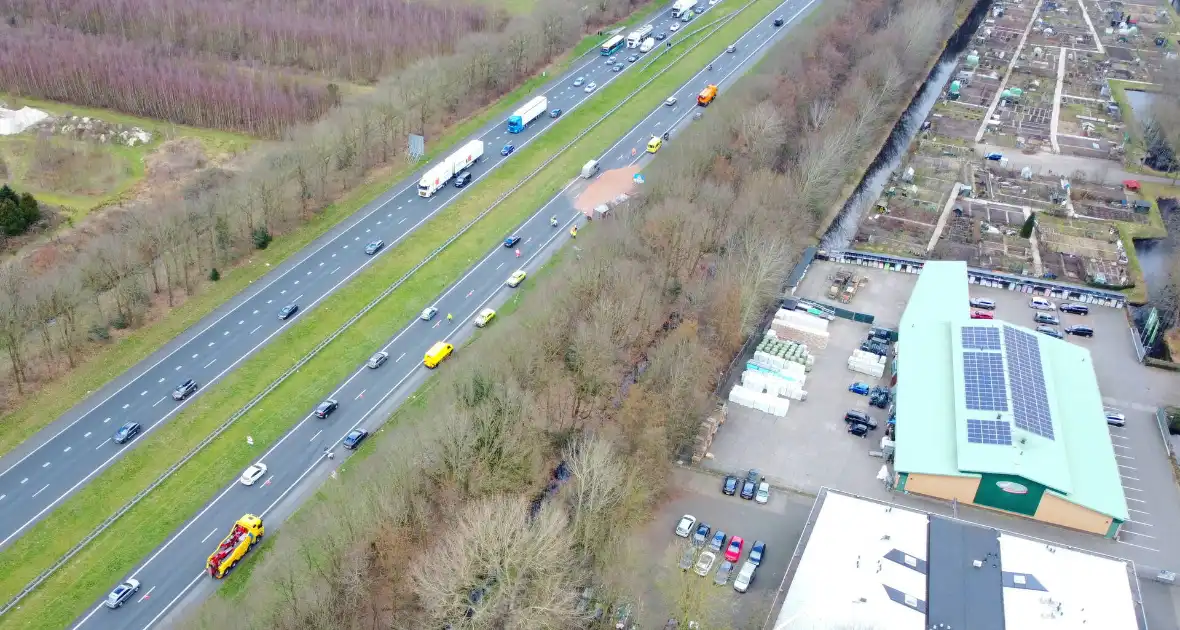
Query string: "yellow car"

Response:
xmin=474 ymin=308 xmax=496 ymax=327
xmin=423 ymin=341 xmax=453 ymax=369
xmin=647 ymin=136 xmax=662 ymax=153
xmin=506 ymin=270 xmax=527 ymax=288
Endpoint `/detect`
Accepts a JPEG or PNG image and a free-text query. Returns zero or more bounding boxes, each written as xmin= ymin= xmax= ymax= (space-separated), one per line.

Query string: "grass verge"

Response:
xmin=0 ymin=8 xmax=666 ymax=458
xmin=0 ymin=1 xmax=783 ymax=627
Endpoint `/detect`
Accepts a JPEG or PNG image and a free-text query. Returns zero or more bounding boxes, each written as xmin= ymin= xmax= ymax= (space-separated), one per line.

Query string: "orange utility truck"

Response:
xmin=697 ymin=84 xmax=718 ymax=106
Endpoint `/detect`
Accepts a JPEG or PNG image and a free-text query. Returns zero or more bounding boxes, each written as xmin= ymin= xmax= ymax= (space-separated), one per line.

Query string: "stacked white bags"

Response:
xmin=848 ymin=349 xmax=885 ymax=378
xmin=728 ymin=385 xmax=791 ymax=416
xmin=771 ymin=309 xmax=830 ymax=350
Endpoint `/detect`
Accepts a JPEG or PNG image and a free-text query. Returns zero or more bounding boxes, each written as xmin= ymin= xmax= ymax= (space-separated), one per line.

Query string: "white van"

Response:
xmin=1028 ymin=297 xmax=1056 ymax=311
xmin=581 ymin=159 xmax=600 ymax=179
xmin=639 ymin=37 xmax=656 ymax=53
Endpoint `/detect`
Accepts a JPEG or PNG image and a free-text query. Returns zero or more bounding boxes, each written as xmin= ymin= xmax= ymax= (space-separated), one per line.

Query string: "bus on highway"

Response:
xmin=600 ymin=34 xmax=625 ymax=56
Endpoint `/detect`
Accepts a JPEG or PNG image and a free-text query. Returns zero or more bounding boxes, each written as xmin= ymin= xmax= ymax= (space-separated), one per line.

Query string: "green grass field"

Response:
xmin=0 ymin=1 xmax=783 ymax=626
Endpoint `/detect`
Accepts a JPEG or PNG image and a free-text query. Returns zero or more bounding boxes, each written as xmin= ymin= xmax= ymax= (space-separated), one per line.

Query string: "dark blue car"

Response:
xmin=749 ymin=540 xmax=766 ymax=566
xmin=342 ymin=428 xmax=369 ymax=450
xmin=722 ymin=475 xmax=738 ymax=495
xmin=501 ymin=144 xmax=515 ymax=156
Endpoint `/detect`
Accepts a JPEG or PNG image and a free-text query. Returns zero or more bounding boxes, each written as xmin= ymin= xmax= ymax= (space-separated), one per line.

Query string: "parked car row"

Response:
xmin=673 ymin=515 xmax=764 ymax=593
xmin=968 ymin=296 xmax=1096 ymax=338
xmin=721 ymin=469 xmax=769 ymax=503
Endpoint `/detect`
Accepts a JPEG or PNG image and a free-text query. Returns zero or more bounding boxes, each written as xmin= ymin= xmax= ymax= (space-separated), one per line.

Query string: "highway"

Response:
xmin=0 ymin=0 xmax=704 ymax=549
xmin=69 ymin=0 xmax=818 ymax=626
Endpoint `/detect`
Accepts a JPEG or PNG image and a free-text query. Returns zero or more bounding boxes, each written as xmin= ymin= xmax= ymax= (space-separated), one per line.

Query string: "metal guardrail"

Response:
xmin=1 ymin=0 xmax=766 ymax=616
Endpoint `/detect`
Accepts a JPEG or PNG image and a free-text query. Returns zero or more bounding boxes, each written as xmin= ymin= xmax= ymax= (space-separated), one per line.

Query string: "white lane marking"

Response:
xmin=1121 ymin=474 xmax=1139 ymax=481
xmin=96 ymin=439 xmax=110 ymax=450
xmin=1115 ymin=453 xmax=1133 ymax=459
xmin=1123 ymin=486 xmax=1143 ymax=492
xmin=252 ymin=310 xmax=259 ymax=315
xmin=293 ymin=295 xmax=304 ymax=303
xmin=191 ymin=354 xmax=198 ymax=359
xmin=396 ymin=352 xmax=405 ymax=362
xmin=158 ymin=378 xmax=165 ymax=383
xmin=223 ymin=331 xmax=229 ymax=336
xmin=331 ymin=253 xmax=336 ymax=257
xmin=1126 ymin=496 xmax=1146 ymax=503
xmin=42 ymin=462 xmax=49 ymax=468
xmin=20 ymin=478 xmax=27 ymax=484
xmin=294 ymin=280 xmax=300 ymax=285
xmin=280 ymin=290 xmax=286 ymax=295
xmin=84 ymin=432 xmax=91 ymax=438
xmin=103 ymin=418 xmax=111 ymax=423
xmin=63 ymin=447 xmax=71 ymax=453
xmin=138 ymin=586 xmax=155 ymax=602
xmin=204 ymin=359 xmax=217 ymax=369
xmin=250 ymin=325 xmax=262 ymax=334
xmin=239 ymin=320 xmax=245 ymax=325
xmin=1123 ymin=529 xmax=1155 ymax=538
xmin=1127 ymin=520 xmax=1154 ymax=527
xmin=331 ymin=266 xmax=340 ymax=274
xmin=1117 ymin=540 xmax=1160 ymax=552
xmin=200 ymin=528 xmax=218 ymax=544
xmin=306 ymin=271 xmax=312 ymax=275
xmin=398 ymin=217 xmax=406 ymax=224
xmin=267 ymin=299 xmax=273 ymax=303
xmin=31 ymin=485 xmax=49 ymax=498
xmin=140 ymin=391 xmax=147 ymax=396
xmin=1118 ymin=464 xmax=1136 ymax=470
xmin=356 ymin=390 xmax=366 ymax=400
xmin=309 ymin=430 xmax=323 ymax=442
xmin=1129 ymin=508 xmax=1150 ymax=515
xmin=122 ymin=404 xmax=130 ymax=410
xmin=319 ymin=262 xmax=324 ymax=266
xmin=0 ymin=495 xmax=5 ymax=501
xmin=153 ymin=397 xmax=166 ymax=408
xmin=376 ymin=221 xmax=382 ymax=225
xmin=496 ymin=262 xmax=504 ymax=270
xmin=354 ymin=236 xmax=360 ymax=241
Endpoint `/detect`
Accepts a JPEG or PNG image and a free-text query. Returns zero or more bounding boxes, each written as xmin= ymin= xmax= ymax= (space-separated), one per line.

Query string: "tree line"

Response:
xmin=174 ymin=0 xmax=961 ymax=627
xmin=0 ymin=0 xmax=645 ymax=425
xmin=0 ymin=22 xmax=336 ymax=137
xmin=2 ymin=0 xmax=494 ymax=84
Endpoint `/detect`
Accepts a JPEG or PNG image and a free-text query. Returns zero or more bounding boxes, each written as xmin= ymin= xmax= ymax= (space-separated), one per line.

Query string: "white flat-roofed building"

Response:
xmin=772 ymin=489 xmax=1143 ymax=630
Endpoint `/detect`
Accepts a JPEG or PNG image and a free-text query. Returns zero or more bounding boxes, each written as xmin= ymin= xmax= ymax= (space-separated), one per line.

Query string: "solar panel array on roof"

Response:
xmin=963 ymin=351 xmax=1009 ymax=412
xmin=966 ymin=418 xmax=1013 ymax=445
xmin=960 ymin=326 xmax=1001 ymax=351
xmin=1003 ymin=326 xmax=1055 ymax=440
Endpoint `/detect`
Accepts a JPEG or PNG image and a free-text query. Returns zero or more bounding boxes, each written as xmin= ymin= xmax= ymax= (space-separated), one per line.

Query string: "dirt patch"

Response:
xmin=144 ymin=138 xmax=208 ymax=184
xmin=574 ymin=166 xmax=639 ymax=213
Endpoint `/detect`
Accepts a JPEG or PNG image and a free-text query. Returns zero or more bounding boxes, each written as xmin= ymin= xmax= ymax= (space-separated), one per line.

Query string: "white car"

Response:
xmin=1104 ymin=408 xmax=1126 ymax=427
xmin=665 ymin=96 xmax=677 ymax=107
xmin=670 ymin=22 xmax=680 ymax=32
xmin=674 ymin=514 xmax=696 ymax=537
xmin=755 ymin=481 xmax=770 ymax=504
xmin=733 ymin=560 xmax=756 ymax=593
xmin=240 ymin=462 xmax=268 ymax=486
xmin=694 ymin=551 xmax=716 ymax=576
xmin=584 ymin=82 xmax=597 ymax=94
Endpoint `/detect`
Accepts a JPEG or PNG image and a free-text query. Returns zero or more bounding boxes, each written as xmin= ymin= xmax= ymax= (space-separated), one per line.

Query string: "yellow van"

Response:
xmin=423 ymin=341 xmax=453 ymax=368
xmin=646 ymin=136 xmax=662 ymax=153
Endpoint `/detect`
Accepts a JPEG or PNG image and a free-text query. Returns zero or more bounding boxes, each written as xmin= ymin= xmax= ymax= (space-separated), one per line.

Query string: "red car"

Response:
xmin=725 ymin=536 xmax=744 ymax=562
xmin=970 ymin=311 xmax=993 ymax=320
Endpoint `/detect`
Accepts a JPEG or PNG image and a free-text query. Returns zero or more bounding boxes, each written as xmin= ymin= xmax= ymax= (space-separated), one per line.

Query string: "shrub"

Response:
xmin=251 ymin=227 xmax=272 ymax=250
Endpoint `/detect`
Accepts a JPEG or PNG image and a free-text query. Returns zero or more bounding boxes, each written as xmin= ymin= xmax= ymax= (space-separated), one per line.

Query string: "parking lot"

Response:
xmin=636 ymin=467 xmax=813 ymax=629
xmin=702 ymin=259 xmax=1180 ymax=587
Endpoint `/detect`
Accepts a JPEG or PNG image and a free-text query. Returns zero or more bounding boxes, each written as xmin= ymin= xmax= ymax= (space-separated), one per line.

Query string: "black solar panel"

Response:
xmin=966 ymin=418 xmax=1013 ymax=445
xmin=1003 ymin=326 xmax=1054 ymax=440
xmin=963 ymin=351 xmax=1008 ymax=412
xmin=961 ymin=326 xmax=1002 ymax=351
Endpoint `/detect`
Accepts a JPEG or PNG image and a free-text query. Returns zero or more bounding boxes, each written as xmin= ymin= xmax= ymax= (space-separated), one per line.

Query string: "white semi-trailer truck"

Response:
xmin=417 ymin=140 xmax=484 ymax=197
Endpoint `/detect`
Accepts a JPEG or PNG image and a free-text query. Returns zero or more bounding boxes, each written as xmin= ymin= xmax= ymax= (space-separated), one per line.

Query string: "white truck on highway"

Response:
xmin=626 ymin=24 xmax=654 ymax=48
xmin=672 ymin=0 xmax=695 ymax=18
xmin=506 ymin=96 xmax=548 ymax=134
xmin=418 ymin=140 xmax=484 ymax=198
xmin=639 ymin=37 xmax=656 ymax=53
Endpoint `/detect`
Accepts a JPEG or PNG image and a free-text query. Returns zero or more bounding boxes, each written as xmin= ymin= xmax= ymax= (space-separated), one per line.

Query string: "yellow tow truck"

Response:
xmin=207 ymin=514 xmax=264 ymax=578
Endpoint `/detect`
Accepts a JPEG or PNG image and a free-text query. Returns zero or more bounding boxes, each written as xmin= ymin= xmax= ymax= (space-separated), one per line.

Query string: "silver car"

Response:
xmin=733 ymin=561 xmax=756 ymax=593
xmin=679 ymin=547 xmax=696 ymax=570
xmin=105 ymin=579 xmax=140 ymax=609
xmin=714 ymin=560 xmax=734 ymax=585
xmin=367 ymin=351 xmax=389 ymax=369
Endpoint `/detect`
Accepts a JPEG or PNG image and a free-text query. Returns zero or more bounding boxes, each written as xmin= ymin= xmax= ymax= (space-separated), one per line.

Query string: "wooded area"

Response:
xmin=0 ymin=0 xmax=644 ymax=417
xmin=175 ymin=0 xmax=960 ymax=627
xmin=3 ymin=0 xmax=494 ymax=83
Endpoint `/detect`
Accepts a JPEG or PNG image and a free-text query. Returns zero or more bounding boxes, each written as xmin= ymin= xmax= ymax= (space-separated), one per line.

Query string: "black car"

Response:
xmin=772 ymin=16 xmax=784 ymax=26
xmin=172 ymin=378 xmax=198 ymax=400
xmin=722 ymin=475 xmax=738 ymax=495
xmin=627 ymin=54 xmax=638 ymax=62
xmin=113 ymin=421 xmax=141 ymax=445
xmin=1036 ymin=325 xmax=1063 ymax=339
xmin=342 ymin=428 xmax=369 ymax=449
xmin=1034 ymin=313 xmax=1060 ymax=326
xmin=848 ymin=422 xmax=868 ymax=437
xmin=504 ymin=235 xmax=521 ymax=248
xmin=1059 ymin=303 xmax=1089 ymax=315
xmin=740 ymin=480 xmax=756 ymax=500
xmin=314 ymin=398 xmax=338 ymax=418
xmin=454 ymin=171 xmax=472 ymax=188
xmin=1065 ymin=325 xmax=1094 ymax=337
xmin=612 ymin=63 xmax=624 ymax=72
xmin=844 ymin=410 xmax=877 ymax=429
xmin=278 ymin=303 xmax=299 ymax=320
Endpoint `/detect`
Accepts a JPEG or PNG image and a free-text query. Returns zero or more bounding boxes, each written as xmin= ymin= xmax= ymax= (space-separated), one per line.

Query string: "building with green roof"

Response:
xmin=893 ymin=261 xmax=1128 ymax=538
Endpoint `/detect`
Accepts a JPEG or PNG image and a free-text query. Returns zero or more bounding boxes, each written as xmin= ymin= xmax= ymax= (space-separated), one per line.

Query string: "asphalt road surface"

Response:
xmin=0 ymin=0 xmax=710 ymax=550
xmin=70 ymin=0 xmax=818 ymax=627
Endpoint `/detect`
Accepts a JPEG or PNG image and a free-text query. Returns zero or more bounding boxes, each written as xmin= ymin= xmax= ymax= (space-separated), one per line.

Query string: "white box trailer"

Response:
xmin=418 ymin=140 xmax=484 ymax=197
xmin=672 ymin=0 xmax=695 ymax=17
xmin=506 ymin=96 xmax=547 ymax=133
xmin=627 ymin=24 xmax=653 ymax=48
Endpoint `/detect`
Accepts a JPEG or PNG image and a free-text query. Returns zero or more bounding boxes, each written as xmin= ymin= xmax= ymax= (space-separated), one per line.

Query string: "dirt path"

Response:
xmin=574 ymin=165 xmax=639 ymax=214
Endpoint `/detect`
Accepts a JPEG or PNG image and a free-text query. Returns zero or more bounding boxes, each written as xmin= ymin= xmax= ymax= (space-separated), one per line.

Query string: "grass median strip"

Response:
xmin=0 ymin=1 xmax=781 ymax=626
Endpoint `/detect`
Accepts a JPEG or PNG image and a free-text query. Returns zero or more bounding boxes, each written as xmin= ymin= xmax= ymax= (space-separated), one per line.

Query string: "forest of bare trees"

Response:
xmin=175 ymin=0 xmax=962 ymax=627
xmin=0 ymin=0 xmax=643 ymax=417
